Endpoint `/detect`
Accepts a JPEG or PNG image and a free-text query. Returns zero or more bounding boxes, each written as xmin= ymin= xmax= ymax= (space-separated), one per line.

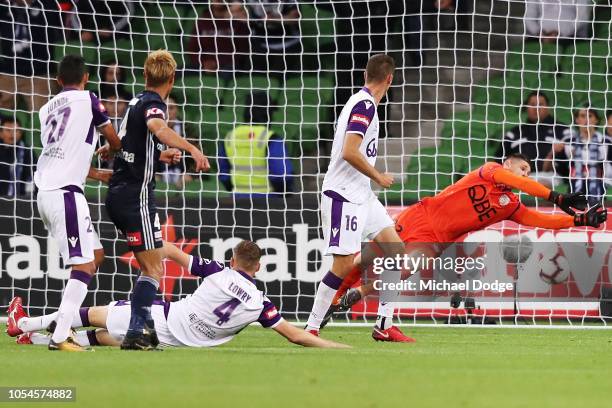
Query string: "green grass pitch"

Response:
xmin=1 ymin=324 xmax=612 ymax=408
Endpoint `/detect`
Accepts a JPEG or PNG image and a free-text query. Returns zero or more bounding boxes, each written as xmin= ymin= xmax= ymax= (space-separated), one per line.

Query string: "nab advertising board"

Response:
xmin=1 ymin=198 xmax=611 ymax=318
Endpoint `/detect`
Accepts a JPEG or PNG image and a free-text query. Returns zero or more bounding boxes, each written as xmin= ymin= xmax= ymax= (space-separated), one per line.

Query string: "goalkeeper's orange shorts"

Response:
xmin=395 ymin=202 xmax=439 ymax=243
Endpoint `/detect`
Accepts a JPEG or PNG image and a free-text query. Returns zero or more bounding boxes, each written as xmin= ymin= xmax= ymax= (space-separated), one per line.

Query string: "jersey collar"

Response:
xmin=236 ymin=269 xmax=256 ymax=284
xmin=60 ymin=87 xmax=79 ymax=93
xmin=361 ymin=86 xmax=372 ymax=96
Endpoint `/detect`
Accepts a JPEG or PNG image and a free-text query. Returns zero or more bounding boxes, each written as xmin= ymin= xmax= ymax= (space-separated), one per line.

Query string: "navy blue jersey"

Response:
xmin=110 ymin=91 xmax=167 ymax=190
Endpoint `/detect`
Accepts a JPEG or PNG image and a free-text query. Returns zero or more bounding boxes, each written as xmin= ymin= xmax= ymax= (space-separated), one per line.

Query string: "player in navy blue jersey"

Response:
xmin=103 ymin=50 xmax=210 ymax=350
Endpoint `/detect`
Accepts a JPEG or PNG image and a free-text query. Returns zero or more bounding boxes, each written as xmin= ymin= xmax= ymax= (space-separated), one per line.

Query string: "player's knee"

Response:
xmin=332 ymin=254 xmax=355 ymax=277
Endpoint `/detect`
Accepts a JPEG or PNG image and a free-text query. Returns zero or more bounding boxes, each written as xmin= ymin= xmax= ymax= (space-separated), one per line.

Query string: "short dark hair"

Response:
xmin=365 ymin=54 xmax=395 ymax=83
xmin=574 ymin=103 xmax=600 ymax=122
xmin=521 ymin=91 xmax=549 ymax=112
xmin=99 ymin=59 xmax=125 ymax=83
xmin=0 ymin=116 xmax=21 ymax=127
xmin=58 ymin=55 xmax=87 ymax=86
xmin=504 ymin=152 xmax=532 ymax=167
xmin=606 ymin=109 xmax=612 ymax=120
xmin=233 ymin=240 xmax=262 ymax=270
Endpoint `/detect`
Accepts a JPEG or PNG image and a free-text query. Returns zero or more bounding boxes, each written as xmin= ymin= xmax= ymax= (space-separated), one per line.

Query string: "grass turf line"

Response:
xmin=1 ymin=324 xmax=611 ymax=408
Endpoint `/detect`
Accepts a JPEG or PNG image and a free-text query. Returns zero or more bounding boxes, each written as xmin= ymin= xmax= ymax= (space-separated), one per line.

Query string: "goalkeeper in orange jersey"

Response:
xmin=323 ymin=153 xmax=607 ymax=341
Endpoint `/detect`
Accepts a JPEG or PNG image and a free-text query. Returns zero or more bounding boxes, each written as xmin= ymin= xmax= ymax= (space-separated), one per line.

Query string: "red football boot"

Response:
xmin=16 ymin=332 xmax=33 ymax=345
xmin=371 ymin=326 xmax=416 ymax=343
xmin=6 ymin=297 xmax=27 ymax=337
xmin=306 ymin=329 xmax=319 ymax=337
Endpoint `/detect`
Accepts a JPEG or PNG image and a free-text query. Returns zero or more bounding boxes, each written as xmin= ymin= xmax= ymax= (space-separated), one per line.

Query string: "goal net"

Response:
xmin=0 ymin=0 xmax=611 ymax=327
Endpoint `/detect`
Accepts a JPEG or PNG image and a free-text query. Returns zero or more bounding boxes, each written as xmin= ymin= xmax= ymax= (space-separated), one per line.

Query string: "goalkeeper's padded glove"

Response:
xmin=548 ymin=191 xmax=588 ymax=216
xmin=574 ymin=204 xmax=607 ymax=228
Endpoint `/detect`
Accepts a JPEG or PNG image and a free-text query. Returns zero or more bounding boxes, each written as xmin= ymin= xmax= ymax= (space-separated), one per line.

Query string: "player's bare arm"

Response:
xmin=160 ymin=148 xmax=181 ymax=164
xmin=87 ymin=167 xmax=112 ymax=184
xmin=147 ymin=117 xmax=210 ymax=172
xmin=162 ymin=241 xmax=191 ymax=268
xmin=99 ymin=121 xmax=121 ymax=150
xmin=95 ymin=123 xmax=121 ymax=161
xmin=273 ymin=320 xmax=350 ymax=348
xmin=342 ymin=133 xmax=393 ymax=188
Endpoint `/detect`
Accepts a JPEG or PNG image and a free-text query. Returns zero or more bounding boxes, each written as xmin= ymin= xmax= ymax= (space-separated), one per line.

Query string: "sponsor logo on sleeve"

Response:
xmin=364 ymin=101 xmax=373 ymax=110
xmin=126 ymin=231 xmax=143 ymax=246
xmin=350 ymin=114 xmax=370 ymax=127
xmin=266 ymin=308 xmax=278 ymax=319
xmin=146 ymin=107 xmax=165 ymax=119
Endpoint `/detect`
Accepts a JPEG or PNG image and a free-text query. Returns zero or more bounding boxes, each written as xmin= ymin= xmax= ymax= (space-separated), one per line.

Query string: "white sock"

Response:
xmin=19 ymin=308 xmax=85 ymax=333
xmin=30 ymin=332 xmax=51 ymax=345
xmin=306 ymin=271 xmax=343 ymax=331
xmin=376 ymin=302 xmax=395 ymax=330
xmin=18 ymin=312 xmax=58 ymax=333
xmin=74 ymin=330 xmax=91 ymax=346
xmin=51 ymin=277 xmax=89 ymax=343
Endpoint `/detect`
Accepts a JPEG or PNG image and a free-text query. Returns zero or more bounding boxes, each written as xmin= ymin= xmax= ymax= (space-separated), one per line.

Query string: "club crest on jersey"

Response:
xmin=146 ymin=107 xmax=165 ymax=119
xmin=499 ymin=194 xmax=511 ymax=207
xmin=350 ymin=114 xmax=370 ymax=127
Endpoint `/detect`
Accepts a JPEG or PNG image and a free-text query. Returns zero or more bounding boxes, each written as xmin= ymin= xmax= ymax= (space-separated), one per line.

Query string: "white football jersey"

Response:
xmin=166 ymin=256 xmax=282 ymax=347
xmin=322 ymin=87 xmax=379 ymax=204
xmin=35 ymin=89 xmax=110 ymax=191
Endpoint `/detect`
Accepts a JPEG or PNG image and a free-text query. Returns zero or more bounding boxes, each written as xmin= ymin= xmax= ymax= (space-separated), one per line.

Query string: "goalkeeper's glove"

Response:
xmin=574 ymin=204 xmax=607 ymax=227
xmin=548 ymin=191 xmax=588 ymax=216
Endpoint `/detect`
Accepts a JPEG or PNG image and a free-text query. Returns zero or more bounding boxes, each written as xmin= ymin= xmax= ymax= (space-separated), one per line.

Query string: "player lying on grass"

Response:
xmin=7 ymin=241 xmax=349 ymax=349
xmin=322 ymin=153 xmax=607 ymax=339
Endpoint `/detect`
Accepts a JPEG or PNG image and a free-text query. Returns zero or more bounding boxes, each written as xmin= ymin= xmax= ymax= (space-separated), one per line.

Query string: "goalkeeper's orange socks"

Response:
xmin=332 ymin=265 xmax=362 ymax=305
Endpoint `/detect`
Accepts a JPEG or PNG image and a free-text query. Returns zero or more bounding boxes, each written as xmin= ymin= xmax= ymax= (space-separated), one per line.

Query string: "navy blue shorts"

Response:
xmin=105 ymin=184 xmax=162 ymax=253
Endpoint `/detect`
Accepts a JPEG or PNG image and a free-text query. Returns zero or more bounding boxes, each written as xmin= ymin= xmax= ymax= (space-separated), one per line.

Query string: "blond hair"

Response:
xmin=144 ymin=50 xmax=177 ymax=87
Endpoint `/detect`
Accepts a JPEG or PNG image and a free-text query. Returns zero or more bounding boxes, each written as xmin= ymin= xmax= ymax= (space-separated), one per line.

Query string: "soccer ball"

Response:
xmin=539 ymin=253 xmax=570 ymax=285
xmin=501 ymin=235 xmax=534 ymax=264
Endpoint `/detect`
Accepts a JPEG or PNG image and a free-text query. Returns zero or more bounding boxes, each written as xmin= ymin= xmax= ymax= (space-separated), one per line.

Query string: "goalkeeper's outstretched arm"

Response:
xmin=510 ymin=204 xmax=607 ymax=229
xmin=490 ymin=167 xmax=551 ymax=199
xmin=273 ymin=320 xmax=350 ymax=348
xmin=490 ymin=166 xmax=587 ymax=215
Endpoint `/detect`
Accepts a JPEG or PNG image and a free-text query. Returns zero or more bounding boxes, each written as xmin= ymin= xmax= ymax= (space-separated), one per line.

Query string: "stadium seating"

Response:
xmin=414 ymin=35 xmax=612 ymax=202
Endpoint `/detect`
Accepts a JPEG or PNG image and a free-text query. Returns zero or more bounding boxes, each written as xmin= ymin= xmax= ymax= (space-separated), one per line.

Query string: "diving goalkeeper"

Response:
xmin=7 ymin=241 xmax=348 ymax=349
xmin=325 ymin=153 xmax=607 ymax=342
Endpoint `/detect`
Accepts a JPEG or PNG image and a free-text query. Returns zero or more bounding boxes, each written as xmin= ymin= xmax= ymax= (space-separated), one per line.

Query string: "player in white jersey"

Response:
xmin=8 ymin=241 xmax=348 ymax=349
xmin=305 ymin=54 xmax=414 ymax=342
xmin=30 ymin=55 xmax=122 ymax=351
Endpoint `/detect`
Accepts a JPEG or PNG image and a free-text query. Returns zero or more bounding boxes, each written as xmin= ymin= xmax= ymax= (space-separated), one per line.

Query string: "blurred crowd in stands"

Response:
xmin=0 ymin=0 xmax=609 ymax=201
